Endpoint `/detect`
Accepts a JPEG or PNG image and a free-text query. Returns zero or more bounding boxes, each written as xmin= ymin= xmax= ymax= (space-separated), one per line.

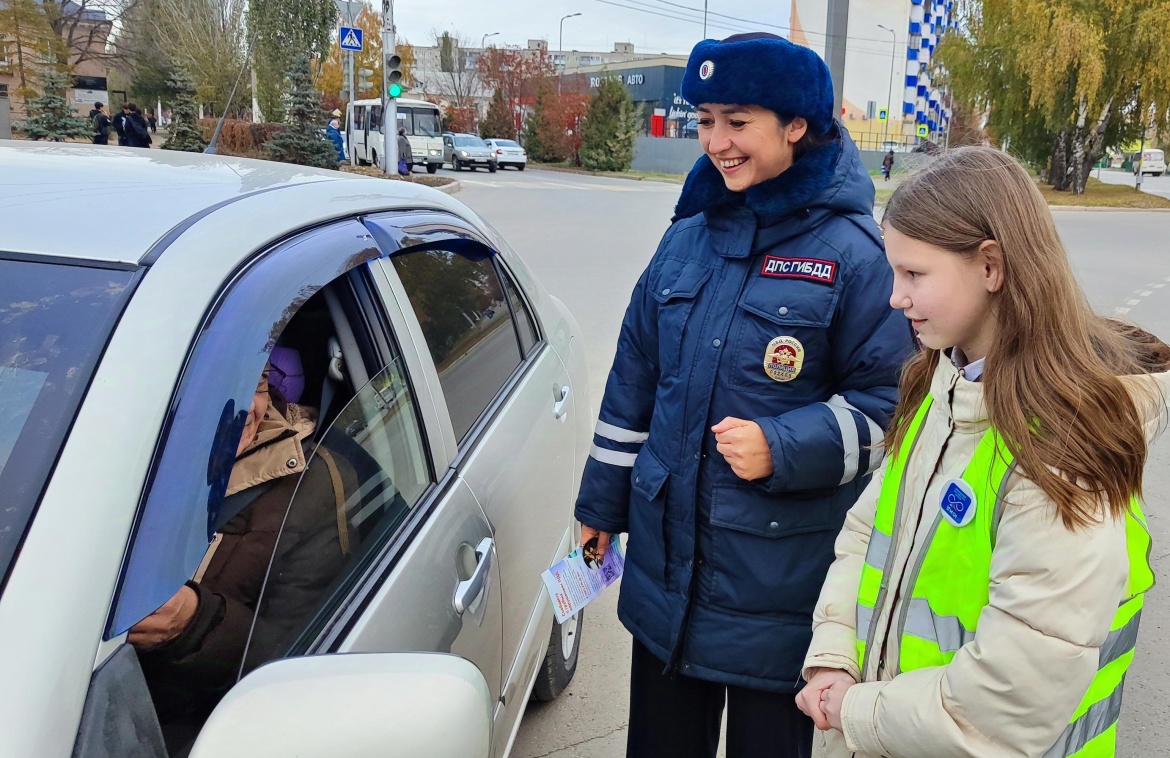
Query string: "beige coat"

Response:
xmin=803 ymin=357 xmax=1169 ymax=757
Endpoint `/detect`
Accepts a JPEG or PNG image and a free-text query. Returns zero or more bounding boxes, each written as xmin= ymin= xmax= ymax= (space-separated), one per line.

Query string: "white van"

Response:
xmin=1132 ymin=149 xmax=1166 ymax=177
xmin=346 ymin=98 xmax=444 ymax=173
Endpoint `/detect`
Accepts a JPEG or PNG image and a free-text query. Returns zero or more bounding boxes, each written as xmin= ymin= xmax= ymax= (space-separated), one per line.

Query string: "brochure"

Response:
xmin=540 ymin=535 xmax=625 ymax=624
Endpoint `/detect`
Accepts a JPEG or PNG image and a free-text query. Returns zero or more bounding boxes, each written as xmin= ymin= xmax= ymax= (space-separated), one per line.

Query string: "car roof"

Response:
xmin=0 ymin=141 xmax=456 ymax=265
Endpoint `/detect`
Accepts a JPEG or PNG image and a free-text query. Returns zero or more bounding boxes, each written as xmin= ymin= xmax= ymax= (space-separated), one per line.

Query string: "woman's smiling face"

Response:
xmin=697 ymin=104 xmax=807 ymax=191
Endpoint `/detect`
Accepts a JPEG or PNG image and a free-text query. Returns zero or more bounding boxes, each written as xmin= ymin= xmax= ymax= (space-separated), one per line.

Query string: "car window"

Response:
xmin=499 ymin=263 xmax=538 ymax=357
xmin=391 ymin=249 xmax=523 ymax=441
xmin=0 ymin=257 xmax=139 ymax=594
xmin=454 ymin=136 xmax=485 ymax=148
xmin=242 ymin=354 xmax=433 ymax=669
xmin=413 ymin=110 xmax=440 ymax=137
xmin=494 ymin=139 xmax=519 ymax=147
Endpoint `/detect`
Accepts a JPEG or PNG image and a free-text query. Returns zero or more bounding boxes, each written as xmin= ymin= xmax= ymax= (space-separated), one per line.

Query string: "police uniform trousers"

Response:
xmin=627 ymin=640 xmax=814 ymax=758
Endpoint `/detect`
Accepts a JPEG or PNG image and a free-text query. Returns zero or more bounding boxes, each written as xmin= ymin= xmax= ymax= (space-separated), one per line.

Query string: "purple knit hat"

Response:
xmin=267 ymin=346 xmax=305 ymax=404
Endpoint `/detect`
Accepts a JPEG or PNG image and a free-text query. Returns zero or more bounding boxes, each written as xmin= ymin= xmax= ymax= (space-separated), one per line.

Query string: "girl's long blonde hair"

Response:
xmin=882 ymin=147 xmax=1164 ymax=528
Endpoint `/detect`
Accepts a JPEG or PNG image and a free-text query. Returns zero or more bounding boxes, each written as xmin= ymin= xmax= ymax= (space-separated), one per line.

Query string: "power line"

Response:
xmin=649 ymin=0 xmax=912 ymax=46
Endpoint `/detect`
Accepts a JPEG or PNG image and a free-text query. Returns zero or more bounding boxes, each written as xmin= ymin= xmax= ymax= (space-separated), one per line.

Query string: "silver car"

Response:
xmin=444 ymin=132 xmax=499 ymax=172
xmin=0 ymin=142 xmax=590 ymax=757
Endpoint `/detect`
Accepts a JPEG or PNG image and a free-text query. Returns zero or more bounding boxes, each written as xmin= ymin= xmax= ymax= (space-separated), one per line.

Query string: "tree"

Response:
xmin=250 ymin=0 xmax=337 ymax=123
xmin=522 ymin=77 xmax=569 ymax=163
xmin=162 ymin=69 xmax=207 ymax=152
xmin=477 ymin=46 xmax=554 ymax=133
xmin=433 ymin=30 xmax=482 ymax=112
xmin=580 ymin=77 xmax=638 ymax=171
xmin=316 ymin=6 xmax=416 ymax=102
xmin=480 ymin=88 xmax=513 ymax=138
xmin=0 ymin=0 xmax=54 ymax=104
xmin=38 ymin=0 xmax=128 ymax=69
xmin=267 ymin=53 xmax=338 ymax=169
xmin=19 ymin=53 xmax=92 ymax=141
xmin=940 ymin=0 xmax=1170 ymax=194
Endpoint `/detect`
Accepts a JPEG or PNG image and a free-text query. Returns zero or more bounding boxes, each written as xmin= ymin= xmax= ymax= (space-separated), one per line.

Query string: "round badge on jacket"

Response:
xmin=699 ymin=60 xmax=715 ymax=80
xmin=764 ymin=336 xmax=804 ymax=382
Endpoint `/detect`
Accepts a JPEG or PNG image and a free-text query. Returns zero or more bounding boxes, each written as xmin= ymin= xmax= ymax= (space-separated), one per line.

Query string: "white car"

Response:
xmin=0 ymin=141 xmax=592 ymax=758
xmin=485 ymin=139 xmax=528 ymax=171
xmin=1132 ymin=148 xmax=1166 ymax=177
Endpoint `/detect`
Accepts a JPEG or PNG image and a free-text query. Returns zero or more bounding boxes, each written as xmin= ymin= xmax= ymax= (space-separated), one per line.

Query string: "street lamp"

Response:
xmin=877 ymin=24 xmax=897 ymax=149
xmin=482 ymin=32 xmax=499 ymax=49
xmin=559 ymin=13 xmax=581 ymax=64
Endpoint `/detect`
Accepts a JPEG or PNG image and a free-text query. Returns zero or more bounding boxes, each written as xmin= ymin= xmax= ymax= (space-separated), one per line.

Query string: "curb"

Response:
xmin=437 ymin=180 xmax=461 ymax=195
xmin=1046 ymin=205 xmax=1170 ymax=213
xmin=529 ymin=164 xmax=684 ymax=185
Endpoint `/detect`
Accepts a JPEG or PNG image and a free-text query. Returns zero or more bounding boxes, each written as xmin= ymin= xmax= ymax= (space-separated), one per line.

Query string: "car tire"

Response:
xmin=427 ymin=163 xmax=438 ymax=174
xmin=453 ymin=159 xmax=462 ymax=171
xmin=488 ymin=162 xmax=498 ymax=174
xmin=518 ymin=164 xmax=525 ymax=171
xmin=469 ymin=165 xmax=477 ymax=172
xmin=371 ymin=150 xmax=379 ymax=170
xmin=532 ymin=610 xmax=581 ymax=702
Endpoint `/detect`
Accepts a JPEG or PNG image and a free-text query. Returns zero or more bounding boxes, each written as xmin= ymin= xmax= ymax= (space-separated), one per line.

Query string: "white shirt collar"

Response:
xmin=951 ymin=347 xmax=986 ymax=382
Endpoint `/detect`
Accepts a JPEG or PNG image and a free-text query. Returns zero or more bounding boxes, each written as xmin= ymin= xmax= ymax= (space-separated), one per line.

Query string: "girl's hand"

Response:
xmin=820 ymin=679 xmax=853 ymax=732
xmin=712 ymin=417 xmax=774 ymax=480
xmin=796 ymin=668 xmax=855 ymax=730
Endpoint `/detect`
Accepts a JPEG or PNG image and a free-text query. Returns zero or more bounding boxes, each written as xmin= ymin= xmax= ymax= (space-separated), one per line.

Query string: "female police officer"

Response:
xmin=575 ymin=33 xmax=916 ymax=757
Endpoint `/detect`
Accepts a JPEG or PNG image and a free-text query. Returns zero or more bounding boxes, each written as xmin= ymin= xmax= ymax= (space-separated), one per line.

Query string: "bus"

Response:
xmin=346 ymin=97 xmax=444 ymax=173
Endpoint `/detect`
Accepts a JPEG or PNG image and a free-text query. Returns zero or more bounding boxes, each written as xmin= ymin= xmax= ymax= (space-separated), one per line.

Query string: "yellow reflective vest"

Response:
xmin=856 ymin=396 xmax=1155 ymax=757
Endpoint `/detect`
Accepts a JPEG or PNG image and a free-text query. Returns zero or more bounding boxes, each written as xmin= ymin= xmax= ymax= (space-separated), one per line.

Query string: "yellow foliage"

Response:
xmin=316 ymin=4 xmax=416 ymax=101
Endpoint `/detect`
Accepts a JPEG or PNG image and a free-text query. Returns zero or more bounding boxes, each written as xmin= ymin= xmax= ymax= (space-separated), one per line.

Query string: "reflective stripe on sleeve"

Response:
xmin=594 ymin=420 xmax=649 ymax=444
xmin=826 ymin=394 xmax=886 ymax=477
xmin=823 ymin=396 xmax=860 ymax=485
xmin=589 ymin=444 xmax=638 ymax=467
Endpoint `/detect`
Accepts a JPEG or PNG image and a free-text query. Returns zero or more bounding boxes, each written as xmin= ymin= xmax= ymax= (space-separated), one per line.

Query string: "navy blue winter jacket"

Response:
xmin=575 ymin=125 xmax=916 ymax=692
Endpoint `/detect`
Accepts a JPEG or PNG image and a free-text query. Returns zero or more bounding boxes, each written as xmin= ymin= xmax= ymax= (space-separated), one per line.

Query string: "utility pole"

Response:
xmin=382 ymin=0 xmax=397 ymax=176
xmin=825 ymin=0 xmax=850 ymax=117
xmin=703 ymin=0 xmax=708 ymax=37
xmin=878 ymin=24 xmax=896 ymax=147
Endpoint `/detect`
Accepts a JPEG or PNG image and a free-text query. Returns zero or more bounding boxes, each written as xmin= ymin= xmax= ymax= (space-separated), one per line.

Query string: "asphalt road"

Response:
xmin=452 ymin=167 xmax=1170 ymax=758
xmin=1095 ymin=167 xmax=1170 ymax=201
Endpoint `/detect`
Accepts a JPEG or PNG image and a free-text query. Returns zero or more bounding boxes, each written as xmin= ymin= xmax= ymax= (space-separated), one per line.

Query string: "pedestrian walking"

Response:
xmin=325 ymin=116 xmax=346 ymax=164
xmin=124 ymin=104 xmax=152 ymax=148
xmin=797 ymin=147 xmax=1168 ymax=757
xmin=112 ymin=103 xmax=130 ymax=146
xmin=91 ymin=102 xmax=110 ymax=145
xmin=397 ymin=128 xmax=412 ymax=176
xmin=147 ymin=110 xmax=158 ymax=133
xmin=575 ymin=32 xmax=916 ymax=758
xmin=881 ymin=149 xmax=894 ymax=181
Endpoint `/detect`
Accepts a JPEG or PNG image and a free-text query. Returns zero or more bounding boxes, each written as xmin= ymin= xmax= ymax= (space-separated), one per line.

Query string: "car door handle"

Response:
xmin=553 ymin=384 xmax=571 ymax=421
xmin=453 ymin=537 xmax=494 ymax=616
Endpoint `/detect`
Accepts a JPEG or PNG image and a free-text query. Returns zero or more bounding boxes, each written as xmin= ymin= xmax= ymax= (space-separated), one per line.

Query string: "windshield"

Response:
xmin=454 ymin=136 xmax=486 ymax=148
xmin=0 ymin=258 xmax=138 ymax=592
xmin=395 ymin=107 xmax=440 ymax=138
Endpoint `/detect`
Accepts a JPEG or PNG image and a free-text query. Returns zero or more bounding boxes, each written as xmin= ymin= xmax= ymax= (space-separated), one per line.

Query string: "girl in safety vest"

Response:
xmin=795 ymin=147 xmax=1169 ymax=757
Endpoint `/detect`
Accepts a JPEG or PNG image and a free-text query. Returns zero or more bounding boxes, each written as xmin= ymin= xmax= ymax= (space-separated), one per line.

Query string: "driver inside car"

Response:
xmin=130 ymin=349 xmax=358 ymax=751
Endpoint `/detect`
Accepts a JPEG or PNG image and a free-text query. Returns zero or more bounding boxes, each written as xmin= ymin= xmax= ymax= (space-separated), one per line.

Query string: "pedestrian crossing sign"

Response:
xmin=878 ymin=109 xmax=888 ymax=122
xmin=917 ymin=124 xmax=929 ymax=137
xmin=340 ymin=27 xmax=363 ymax=52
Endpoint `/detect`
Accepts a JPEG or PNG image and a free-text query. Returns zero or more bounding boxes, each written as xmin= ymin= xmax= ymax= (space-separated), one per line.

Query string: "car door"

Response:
xmin=361 ymin=213 xmax=578 ymax=740
xmin=443 ymin=134 xmax=454 ymax=164
xmin=78 ymin=220 xmax=502 ymax=757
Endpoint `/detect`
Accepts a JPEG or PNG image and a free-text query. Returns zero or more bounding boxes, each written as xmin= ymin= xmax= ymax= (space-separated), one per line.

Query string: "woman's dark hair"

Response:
xmin=779 ymin=115 xmax=834 ymax=160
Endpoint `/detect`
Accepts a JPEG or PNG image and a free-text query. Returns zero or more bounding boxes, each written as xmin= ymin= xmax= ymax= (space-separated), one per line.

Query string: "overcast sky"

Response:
xmin=394 ymin=0 xmax=794 ymax=57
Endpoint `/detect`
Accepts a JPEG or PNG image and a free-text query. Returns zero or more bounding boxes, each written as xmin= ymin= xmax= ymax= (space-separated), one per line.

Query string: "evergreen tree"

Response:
xmin=20 ymin=56 xmax=92 ymax=142
xmin=267 ymin=53 xmax=338 ymax=169
xmin=521 ymin=78 xmax=568 ymax=163
xmin=480 ymin=88 xmax=514 ymax=139
xmin=580 ymin=77 xmax=638 ymax=172
xmin=162 ymin=69 xmax=207 ymax=152
xmin=250 ymin=0 xmax=337 ymax=123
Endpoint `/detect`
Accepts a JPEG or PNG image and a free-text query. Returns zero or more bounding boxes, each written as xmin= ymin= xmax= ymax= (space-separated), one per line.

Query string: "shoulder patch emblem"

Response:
xmin=760 ymin=256 xmax=837 ymax=285
xmin=765 ymin=336 xmax=804 ymax=382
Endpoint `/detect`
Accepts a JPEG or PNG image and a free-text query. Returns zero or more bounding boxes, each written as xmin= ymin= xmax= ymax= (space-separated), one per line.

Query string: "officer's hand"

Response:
xmin=579 ymin=524 xmax=611 ymax=562
xmin=128 ymin=584 xmax=199 ymax=650
xmin=796 ymin=668 xmax=855 ymax=731
xmin=711 ymin=417 xmax=774 ymax=481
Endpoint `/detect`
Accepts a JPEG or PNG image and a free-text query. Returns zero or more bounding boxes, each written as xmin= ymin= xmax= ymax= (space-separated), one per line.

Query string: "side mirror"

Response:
xmin=189 ymin=653 xmax=492 ymax=758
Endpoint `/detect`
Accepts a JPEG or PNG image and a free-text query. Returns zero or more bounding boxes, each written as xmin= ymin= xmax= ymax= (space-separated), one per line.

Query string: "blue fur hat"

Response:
xmin=681 ymin=33 xmax=835 ymax=135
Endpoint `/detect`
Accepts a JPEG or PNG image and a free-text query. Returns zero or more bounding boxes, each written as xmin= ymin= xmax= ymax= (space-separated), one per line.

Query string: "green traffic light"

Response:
xmin=388 ymin=83 xmax=404 ymax=98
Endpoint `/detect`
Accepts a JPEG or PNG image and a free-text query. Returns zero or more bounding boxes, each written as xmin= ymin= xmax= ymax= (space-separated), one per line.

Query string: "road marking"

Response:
xmin=1115 ymin=307 xmax=1132 ymax=315
xmin=1140 ymin=291 xmax=1154 ymax=297
xmin=1157 ymin=284 xmax=1167 ymax=289
xmin=1128 ymin=299 xmax=1142 ymax=305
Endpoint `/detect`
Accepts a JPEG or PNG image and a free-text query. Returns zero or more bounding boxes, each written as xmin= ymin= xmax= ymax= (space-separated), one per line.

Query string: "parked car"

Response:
xmin=484 ymin=139 xmax=528 ymax=170
xmin=0 ymin=141 xmax=591 ymax=758
xmin=443 ymin=132 xmax=498 ymax=172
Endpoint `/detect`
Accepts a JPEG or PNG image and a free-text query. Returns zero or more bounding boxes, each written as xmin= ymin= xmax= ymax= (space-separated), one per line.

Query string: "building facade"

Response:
xmin=790 ymin=0 xmax=957 ymax=148
xmin=560 ymin=57 xmax=693 ymax=138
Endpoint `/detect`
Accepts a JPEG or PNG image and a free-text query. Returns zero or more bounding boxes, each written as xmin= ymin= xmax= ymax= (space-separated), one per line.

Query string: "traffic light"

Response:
xmin=386 ymin=54 xmax=403 ymax=98
xmin=357 ymin=68 xmax=374 ymax=93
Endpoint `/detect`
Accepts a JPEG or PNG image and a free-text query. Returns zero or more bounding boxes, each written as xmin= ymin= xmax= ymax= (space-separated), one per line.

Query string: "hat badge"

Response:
xmin=699 ymin=60 xmax=715 ymax=80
